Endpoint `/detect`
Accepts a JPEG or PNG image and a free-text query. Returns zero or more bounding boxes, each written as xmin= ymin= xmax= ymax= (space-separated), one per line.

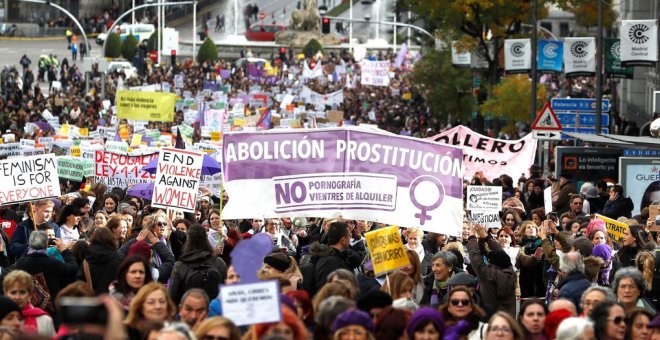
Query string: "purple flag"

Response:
xmin=395 ymin=43 xmax=408 ymax=69
xmin=220 ymin=69 xmax=231 ymax=79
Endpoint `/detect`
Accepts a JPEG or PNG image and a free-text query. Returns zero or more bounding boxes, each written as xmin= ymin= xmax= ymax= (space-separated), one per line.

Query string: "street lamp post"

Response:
xmin=325 ymin=16 xmax=435 ymax=42
xmin=19 ymin=0 xmax=90 ymax=53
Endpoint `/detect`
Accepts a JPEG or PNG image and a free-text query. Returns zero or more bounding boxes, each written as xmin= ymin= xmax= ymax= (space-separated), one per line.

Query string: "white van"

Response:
xmin=96 ymin=24 xmax=156 ymax=45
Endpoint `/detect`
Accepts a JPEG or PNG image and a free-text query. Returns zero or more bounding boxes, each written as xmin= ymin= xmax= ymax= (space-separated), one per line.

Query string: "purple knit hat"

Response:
xmin=406 ymin=307 xmax=445 ymax=339
xmin=331 ymin=310 xmax=375 ymax=333
xmin=592 ymin=243 xmax=613 ymax=261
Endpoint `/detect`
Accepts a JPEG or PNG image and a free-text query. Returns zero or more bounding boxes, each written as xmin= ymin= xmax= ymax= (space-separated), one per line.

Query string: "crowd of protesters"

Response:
xmin=0 ymin=35 xmax=659 ymax=340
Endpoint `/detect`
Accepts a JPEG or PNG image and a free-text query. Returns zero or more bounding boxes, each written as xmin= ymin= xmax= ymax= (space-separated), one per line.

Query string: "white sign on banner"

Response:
xmin=152 ymin=148 xmax=204 ymax=212
xmin=360 ymin=60 xmax=390 ymax=87
xmin=620 ymin=20 xmax=658 ymax=66
xmin=219 ymin=280 xmax=281 ymax=326
xmin=544 ymin=186 xmax=553 ymax=214
xmin=0 ymin=154 xmax=61 ymax=205
xmin=467 ymin=186 xmax=503 ymax=211
xmin=201 ymin=173 xmax=223 ymax=196
xmin=564 ymin=37 xmax=596 ymax=76
xmin=504 ymin=39 xmax=531 ymax=73
xmin=451 ymin=42 xmax=471 ymax=67
xmin=429 ymin=126 xmax=537 ymax=182
xmin=300 ymin=86 xmax=344 ymax=107
xmin=94 ymin=151 xmax=157 ymax=192
xmin=468 ymin=210 xmax=502 ymax=229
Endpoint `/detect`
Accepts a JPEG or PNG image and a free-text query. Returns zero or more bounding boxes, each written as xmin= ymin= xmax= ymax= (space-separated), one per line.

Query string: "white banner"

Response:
xmin=620 ymin=20 xmax=658 ymax=66
xmin=94 ymin=151 xmax=157 ymax=193
xmin=451 ymin=42 xmax=471 ymax=67
xmin=0 ymin=154 xmax=61 ymax=205
xmin=302 ymin=60 xmax=323 ymax=79
xmin=429 ymin=126 xmax=537 ymax=182
xmin=300 ymin=86 xmax=344 ymax=107
xmin=360 ymin=60 xmax=390 ymax=87
xmin=468 ymin=210 xmax=502 ymax=229
xmin=504 ymin=39 xmax=531 ymax=73
xmin=152 ymin=148 xmax=203 ymax=212
xmin=564 ymin=37 xmax=596 ymax=76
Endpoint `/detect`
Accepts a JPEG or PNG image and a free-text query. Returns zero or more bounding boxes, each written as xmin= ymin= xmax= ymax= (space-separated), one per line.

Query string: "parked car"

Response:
xmin=244 ymin=24 xmax=286 ymax=42
xmin=96 ymin=24 xmax=155 ymax=45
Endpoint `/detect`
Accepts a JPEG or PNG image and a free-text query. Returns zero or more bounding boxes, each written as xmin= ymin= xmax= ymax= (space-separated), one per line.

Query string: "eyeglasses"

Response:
xmin=450 ymin=299 xmax=471 ymax=306
xmin=608 ymin=316 xmax=625 ymax=325
xmin=203 ymin=336 xmax=229 ymax=340
xmin=154 ymin=221 xmax=167 ymax=227
xmin=488 ymin=326 xmax=512 ymax=334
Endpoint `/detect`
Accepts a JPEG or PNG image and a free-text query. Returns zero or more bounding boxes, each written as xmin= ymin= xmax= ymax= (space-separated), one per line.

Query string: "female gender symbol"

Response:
xmin=408 ymin=175 xmax=445 ymax=225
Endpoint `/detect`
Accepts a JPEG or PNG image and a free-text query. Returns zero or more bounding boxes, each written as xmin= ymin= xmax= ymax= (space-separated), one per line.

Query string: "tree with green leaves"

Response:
xmin=555 ymin=0 xmax=617 ymax=31
xmin=480 ymin=74 xmax=547 ymax=123
xmin=104 ymin=32 xmax=121 ymax=58
xmin=121 ymin=34 xmax=139 ymax=60
xmin=302 ymin=39 xmax=324 ymax=58
xmin=413 ymin=50 xmax=473 ymax=123
xmin=197 ymin=38 xmax=218 ymax=64
xmin=146 ymin=30 xmax=160 ymax=51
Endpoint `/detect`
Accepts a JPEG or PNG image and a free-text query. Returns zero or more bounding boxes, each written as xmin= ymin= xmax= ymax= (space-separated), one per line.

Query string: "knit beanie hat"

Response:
xmin=0 ymin=296 xmax=20 ymax=320
xmin=586 ymin=219 xmax=606 ymax=236
xmin=487 ymin=249 xmax=511 ymax=269
xmin=592 ymin=243 xmax=613 ymax=261
xmin=263 ymin=252 xmax=291 ymax=272
xmin=544 ymin=309 xmax=573 ymax=339
xmin=128 ymin=240 xmax=152 ymax=260
xmin=331 ymin=310 xmax=375 ymax=332
xmin=357 ymin=290 xmax=393 ymax=312
xmin=406 ymin=307 xmax=445 ymax=340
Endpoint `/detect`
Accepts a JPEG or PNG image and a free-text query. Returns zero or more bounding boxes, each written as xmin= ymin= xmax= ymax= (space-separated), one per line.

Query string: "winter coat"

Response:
xmin=517 ymin=236 xmax=546 ymax=298
xmin=553 ymin=181 xmax=577 ymax=215
xmin=467 ymin=237 xmax=516 ymax=316
xmin=303 ymin=242 xmax=356 ymax=295
xmin=10 ymin=220 xmax=60 ymax=258
xmin=527 ymin=192 xmax=545 ymax=210
xmin=79 ymin=243 xmax=124 ymax=294
xmin=168 ymin=249 xmax=227 ymax=304
xmin=557 ymin=271 xmax=592 ymax=313
xmin=119 ymin=238 xmax=176 ymax=283
xmin=14 ymin=249 xmax=78 ymax=300
xmin=603 ymin=196 xmax=634 ymax=219
xmin=420 ymin=273 xmax=448 ymax=308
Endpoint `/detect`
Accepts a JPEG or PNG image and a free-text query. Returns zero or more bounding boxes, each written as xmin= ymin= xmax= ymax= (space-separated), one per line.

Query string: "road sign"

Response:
xmin=531 ymin=103 xmax=562 ymax=131
xmin=533 ymin=130 xmax=561 ymax=140
xmin=551 ymin=98 xmax=610 ymax=112
xmin=556 ymin=113 xmax=610 ymax=127
xmin=561 ymin=127 xmax=610 ymax=137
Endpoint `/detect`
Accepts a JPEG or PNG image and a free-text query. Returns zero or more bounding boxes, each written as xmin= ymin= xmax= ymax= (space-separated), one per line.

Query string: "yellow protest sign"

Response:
xmin=130 ymin=134 xmax=143 ymax=148
xmin=79 ymin=128 xmax=89 ymax=137
xmin=595 ymin=214 xmax=628 ymax=243
xmin=116 ymin=90 xmax=176 ymax=122
xmin=70 ymin=146 xmax=81 ymax=157
xmin=365 ymin=226 xmax=409 ymax=276
xmin=210 ymin=131 xmax=221 ymax=141
xmin=58 ymin=124 xmax=70 ymax=137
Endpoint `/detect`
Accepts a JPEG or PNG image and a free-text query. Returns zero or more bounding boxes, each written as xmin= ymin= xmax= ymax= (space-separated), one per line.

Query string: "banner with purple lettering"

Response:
xmin=429 ymin=126 xmax=537 ymax=181
xmin=222 ymin=128 xmax=464 ymax=236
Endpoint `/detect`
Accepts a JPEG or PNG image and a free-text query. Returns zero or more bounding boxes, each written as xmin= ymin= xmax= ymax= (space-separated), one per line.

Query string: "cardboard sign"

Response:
xmin=219 ymin=280 xmax=281 ymax=326
xmin=116 ymin=90 xmax=177 ymax=122
xmin=544 ymin=187 xmax=553 ymax=214
xmin=0 ymin=154 xmax=61 ymax=205
xmin=58 ymin=157 xmax=94 ymax=181
xmin=152 ymin=148 xmax=203 ymax=212
xmin=467 ymin=186 xmax=503 ymax=211
xmin=595 ymin=214 xmax=628 ymax=243
xmin=468 ymin=210 xmax=502 ymax=229
xmin=365 ymin=226 xmax=410 ymax=276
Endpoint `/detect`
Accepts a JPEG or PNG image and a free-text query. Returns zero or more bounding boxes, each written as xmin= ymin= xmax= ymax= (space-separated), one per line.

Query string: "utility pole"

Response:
xmin=595 ymin=0 xmax=604 ymax=134
xmin=531 ymin=0 xmax=538 ymax=122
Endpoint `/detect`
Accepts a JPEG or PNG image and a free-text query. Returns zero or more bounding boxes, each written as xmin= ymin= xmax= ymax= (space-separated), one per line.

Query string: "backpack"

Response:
xmin=300 ymin=260 xmax=316 ymax=296
xmin=183 ymin=263 xmax=222 ymax=300
xmin=31 ymin=273 xmax=54 ymax=314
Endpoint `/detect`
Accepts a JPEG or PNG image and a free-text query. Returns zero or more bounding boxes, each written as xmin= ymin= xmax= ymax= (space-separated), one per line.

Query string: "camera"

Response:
xmin=60 ymin=297 xmax=107 ymax=325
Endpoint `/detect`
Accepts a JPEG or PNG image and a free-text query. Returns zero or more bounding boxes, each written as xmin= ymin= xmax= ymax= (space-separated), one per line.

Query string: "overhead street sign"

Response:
xmin=561 ymin=127 xmax=610 ymax=139
xmin=531 ymin=103 xmax=562 ymax=131
xmin=533 ymin=130 xmax=561 ymax=140
xmin=556 ymin=113 xmax=610 ymax=127
xmin=551 ymin=98 xmax=610 ymax=113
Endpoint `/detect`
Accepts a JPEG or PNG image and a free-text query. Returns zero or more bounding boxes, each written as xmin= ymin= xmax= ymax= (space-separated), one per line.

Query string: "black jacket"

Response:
xmin=603 ymin=197 xmax=634 ymax=219
xmin=80 ymin=244 xmax=124 ymax=295
xmin=168 ymin=249 xmax=227 ymax=304
xmin=305 ymin=243 xmax=358 ymax=294
xmin=14 ymin=249 xmax=77 ymax=300
xmin=119 ymin=239 xmax=175 ymax=283
xmin=557 ymin=271 xmax=592 ymax=314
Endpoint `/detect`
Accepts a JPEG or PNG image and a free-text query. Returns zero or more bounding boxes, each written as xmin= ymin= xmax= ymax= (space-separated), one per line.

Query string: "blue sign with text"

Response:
xmin=556 ymin=113 xmax=610 ymax=127
xmin=551 ymin=98 xmax=610 ymax=112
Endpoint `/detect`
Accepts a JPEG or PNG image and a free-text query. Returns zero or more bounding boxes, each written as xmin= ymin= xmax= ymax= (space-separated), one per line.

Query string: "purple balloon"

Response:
xmin=230 ymin=233 xmax=273 ymax=283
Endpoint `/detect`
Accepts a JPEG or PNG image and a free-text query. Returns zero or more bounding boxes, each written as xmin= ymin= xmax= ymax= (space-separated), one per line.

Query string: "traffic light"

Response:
xmin=322 ymin=17 xmax=330 ymax=34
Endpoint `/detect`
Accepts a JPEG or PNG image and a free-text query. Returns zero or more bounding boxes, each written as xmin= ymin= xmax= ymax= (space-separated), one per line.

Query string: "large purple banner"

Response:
xmin=222 ymin=128 xmax=465 ymax=235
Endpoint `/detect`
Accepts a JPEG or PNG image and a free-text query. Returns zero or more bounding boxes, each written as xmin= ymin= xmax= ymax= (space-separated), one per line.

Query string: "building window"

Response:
xmin=560 ymin=23 xmax=570 ymax=37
